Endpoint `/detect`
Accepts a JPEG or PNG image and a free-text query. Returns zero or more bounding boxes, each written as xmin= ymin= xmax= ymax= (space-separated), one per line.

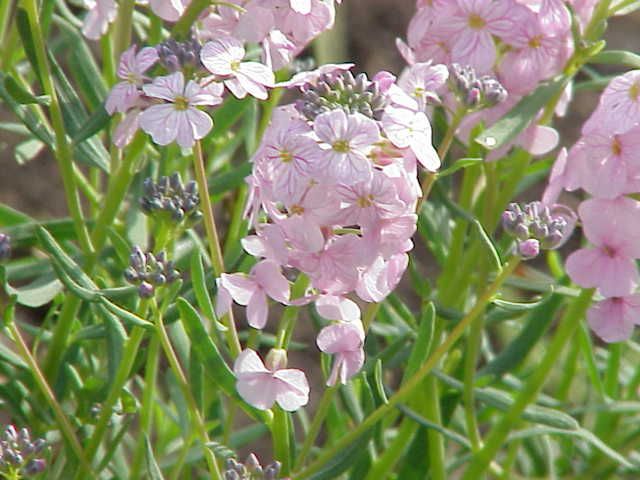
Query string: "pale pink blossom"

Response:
xmin=542 ymin=148 xmax=569 ymax=205
xmin=356 ymin=253 xmax=409 ymax=302
xmin=588 ymin=294 xmax=640 ymax=343
xmin=582 ymin=71 xmax=640 ymax=135
xmin=397 ymin=61 xmax=449 ymax=110
xmin=139 ymin=72 xmax=222 ymax=148
xmin=262 ymin=30 xmax=297 ymax=70
xmin=280 ymin=0 xmax=334 ymax=44
xmin=382 ymin=106 xmax=440 ymax=171
xmin=234 ymin=349 xmax=309 ymax=411
xmin=113 ymin=109 xmax=141 ymax=148
xmin=436 ymin=0 xmax=517 ymax=73
xmin=315 ymin=295 xmax=361 ymax=323
xmin=312 ymin=110 xmax=379 ymax=184
xmin=82 ymin=0 xmax=117 ymax=40
xmin=241 ymin=224 xmax=289 ymax=265
xmin=566 ymin=197 xmax=640 ymax=297
xmin=317 ymin=323 xmax=365 ymax=385
xmin=405 ymin=6 xmax=452 ymax=65
xmin=201 ymin=36 xmax=275 ymax=100
xmin=216 ymin=260 xmax=290 ymax=329
xmin=106 ymin=46 xmax=158 ymax=114
xmin=335 ymin=171 xmax=406 ymax=228
xmin=148 ymin=0 xmax=190 ymax=22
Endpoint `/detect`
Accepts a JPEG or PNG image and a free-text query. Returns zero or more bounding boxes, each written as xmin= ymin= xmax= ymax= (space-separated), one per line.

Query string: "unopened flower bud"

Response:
xmin=266 ymin=349 xmax=288 ymax=371
xmin=0 ymin=234 xmax=10 ymax=262
xmin=518 ymin=239 xmax=540 ymax=259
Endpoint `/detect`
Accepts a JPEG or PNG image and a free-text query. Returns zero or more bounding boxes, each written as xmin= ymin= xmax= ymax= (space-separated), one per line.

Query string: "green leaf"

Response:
xmin=3 ymin=76 xmax=50 ymax=105
xmin=373 ymin=360 xmax=388 ymax=405
xmin=590 ymin=50 xmax=640 ymax=68
xmin=190 ymin=251 xmax=226 ymax=331
xmin=306 ymin=429 xmax=374 ymax=480
xmin=437 ymin=158 xmax=483 ymax=178
xmin=0 ymin=204 xmax=32 ymax=227
xmin=475 ymin=76 xmax=566 ymax=150
xmin=209 ymin=162 xmax=252 ymax=196
xmin=479 ymin=294 xmax=562 ymax=378
xmin=176 ymin=298 xmax=271 ymax=424
xmin=472 ymin=219 xmax=501 ymax=272
xmin=72 ymin=106 xmax=111 ymax=144
xmin=15 ymin=8 xmax=41 ymax=84
xmin=403 ymin=302 xmax=435 ymax=382
xmin=145 ymin=436 xmax=165 ymax=480
xmin=0 ymin=266 xmax=62 ymax=308
xmin=211 ymin=96 xmax=250 ymax=137
xmin=15 ymin=138 xmax=45 ymax=165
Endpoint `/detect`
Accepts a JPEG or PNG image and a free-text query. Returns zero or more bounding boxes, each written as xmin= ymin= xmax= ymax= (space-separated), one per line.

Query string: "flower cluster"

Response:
xmin=502 ymin=201 xmax=573 ymax=259
xmin=124 ymin=247 xmax=181 ymax=298
xmin=0 ymin=425 xmax=46 ymax=478
xmin=99 ymin=2 xmax=342 ymax=148
xmin=401 ymin=0 xmax=576 ymax=159
xmin=0 ymin=234 xmax=10 ymax=262
xmin=449 ymin=63 xmax=507 ymax=110
xmin=141 ymin=173 xmax=202 ymax=225
xmin=544 ymin=70 xmax=640 ymax=342
xmin=217 ymin=63 xmax=445 ymax=410
xmin=224 ymin=453 xmax=281 ymax=480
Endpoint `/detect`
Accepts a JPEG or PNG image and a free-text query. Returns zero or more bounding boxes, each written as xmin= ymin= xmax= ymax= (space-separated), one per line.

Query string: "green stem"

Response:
xmin=423 ymin=373 xmax=446 ymax=480
xmin=7 ymin=321 xmax=92 ymax=475
xmin=294 ymin=384 xmax=339 ymax=470
xmin=461 ymin=288 xmax=595 ymax=480
xmin=81 ymin=302 xmax=149 ymax=471
xmin=362 ymin=302 xmax=381 ymax=332
xmin=275 ymin=275 xmax=310 ymax=349
xmin=272 ymin=406 xmax=291 ymax=476
xmin=293 ymin=257 xmax=521 ymax=479
xmin=113 ymin=0 xmax=135 ymax=60
xmin=193 ymin=140 xmax=242 ymax=357
xmin=155 ymin=305 xmax=222 ymax=480
xmin=22 ymin=0 xmax=93 ymax=255
xmin=130 ymin=335 xmax=160 ymax=479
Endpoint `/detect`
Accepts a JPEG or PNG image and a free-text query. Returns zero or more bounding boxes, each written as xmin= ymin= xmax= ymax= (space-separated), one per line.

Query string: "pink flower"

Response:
xmin=317 ymin=323 xmax=365 ymax=385
xmin=498 ymin=16 xmax=570 ymax=95
xmin=279 ymin=63 xmax=355 ymax=88
xmin=290 ymin=0 xmax=312 ymax=14
xmin=82 ymin=0 xmax=117 ymax=40
xmin=241 ymin=223 xmax=289 ymax=265
xmin=148 ymin=0 xmax=190 ymax=22
xmin=405 ymin=6 xmax=452 ymax=65
xmin=382 ymin=106 xmax=440 ymax=171
xmin=436 ymin=0 xmax=517 ymax=73
xmin=315 ymin=294 xmax=361 ymax=323
xmin=312 ymin=110 xmax=379 ymax=184
xmin=397 ymin=61 xmax=449 ymax=110
xmin=262 ymin=30 xmax=297 ymax=70
xmin=588 ymin=294 xmax=640 ymax=343
xmin=564 ymin=126 xmax=640 ymax=199
xmin=280 ymin=0 xmax=335 ymax=44
xmin=566 ymin=197 xmax=640 ymax=297
xmin=113 ymin=109 xmax=141 ymax=148
xmin=542 ymin=148 xmax=569 ymax=205
xmin=106 ymin=46 xmax=158 ymax=114
xmin=234 ymin=349 xmax=309 ymax=411
xmin=356 ymin=253 xmax=408 ymax=302
xmin=582 ymin=71 xmax=640 ymax=135
xmin=216 ymin=260 xmax=290 ymax=329
xmin=139 ymin=72 xmax=222 ymax=148
xmin=200 ymin=36 xmax=275 ymax=100
xmin=335 ymin=171 xmax=406 ymax=228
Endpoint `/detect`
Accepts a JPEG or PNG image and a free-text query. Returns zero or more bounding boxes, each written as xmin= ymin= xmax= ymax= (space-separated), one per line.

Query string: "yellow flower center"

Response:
xmin=468 ymin=14 xmax=486 ymax=30
xmin=332 ymin=140 xmax=351 ymax=153
xmin=126 ymin=72 xmax=139 ymax=84
xmin=528 ymin=35 xmax=542 ymax=49
xmin=174 ymin=95 xmax=190 ymax=111
xmin=357 ymin=194 xmax=374 ymax=208
xmin=230 ymin=60 xmax=241 ymax=72
xmin=611 ymin=136 xmax=622 ymax=156
xmin=290 ymin=204 xmax=305 ymax=215
xmin=279 ymin=150 xmax=293 ymax=163
xmin=630 ymin=82 xmax=640 ymax=102
xmin=414 ymin=86 xmax=425 ymax=99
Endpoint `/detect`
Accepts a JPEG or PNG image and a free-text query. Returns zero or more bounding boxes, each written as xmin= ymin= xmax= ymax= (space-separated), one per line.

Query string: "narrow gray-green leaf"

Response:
xmin=145 ymin=435 xmax=165 ymax=480
xmin=590 ymin=50 xmax=640 ymax=68
xmin=475 ymin=76 xmax=566 ymax=150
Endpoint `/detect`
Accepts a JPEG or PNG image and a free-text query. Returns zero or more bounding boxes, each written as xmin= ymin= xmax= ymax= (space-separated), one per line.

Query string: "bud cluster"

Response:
xmin=0 ymin=425 xmax=46 ymax=477
xmin=124 ymin=247 xmax=181 ymax=298
xmin=141 ymin=173 xmax=202 ymax=225
xmin=297 ymin=71 xmax=388 ymax=121
xmin=224 ymin=454 xmax=281 ymax=480
xmin=502 ymin=202 xmax=570 ymax=259
xmin=449 ymin=63 xmax=507 ymax=109
xmin=156 ymin=37 xmax=203 ymax=73
xmin=0 ymin=234 xmax=10 ymax=262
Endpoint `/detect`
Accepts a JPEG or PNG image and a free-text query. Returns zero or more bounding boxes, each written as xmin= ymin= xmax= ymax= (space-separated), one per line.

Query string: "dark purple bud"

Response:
xmin=23 ymin=458 xmax=46 ymax=476
xmin=138 ymin=282 xmax=155 ymax=299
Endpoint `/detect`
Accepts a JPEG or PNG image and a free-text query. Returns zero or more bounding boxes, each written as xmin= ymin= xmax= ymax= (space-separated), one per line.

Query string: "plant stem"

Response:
xmin=130 ymin=335 xmax=160 ymax=479
xmin=293 ymin=256 xmax=521 ymax=479
xmin=275 ymin=275 xmax=310 ymax=349
xmin=155 ymin=304 xmax=222 ymax=480
xmin=6 ymin=321 xmax=92 ymax=475
xmin=21 ymin=0 xmax=93 ymax=255
xmin=294 ymin=384 xmax=339 ymax=470
xmin=113 ymin=0 xmax=135 ymax=60
xmin=193 ymin=140 xmax=242 ymax=357
xmin=461 ymin=288 xmax=595 ymax=480
xmin=272 ymin=406 xmax=292 ymax=476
